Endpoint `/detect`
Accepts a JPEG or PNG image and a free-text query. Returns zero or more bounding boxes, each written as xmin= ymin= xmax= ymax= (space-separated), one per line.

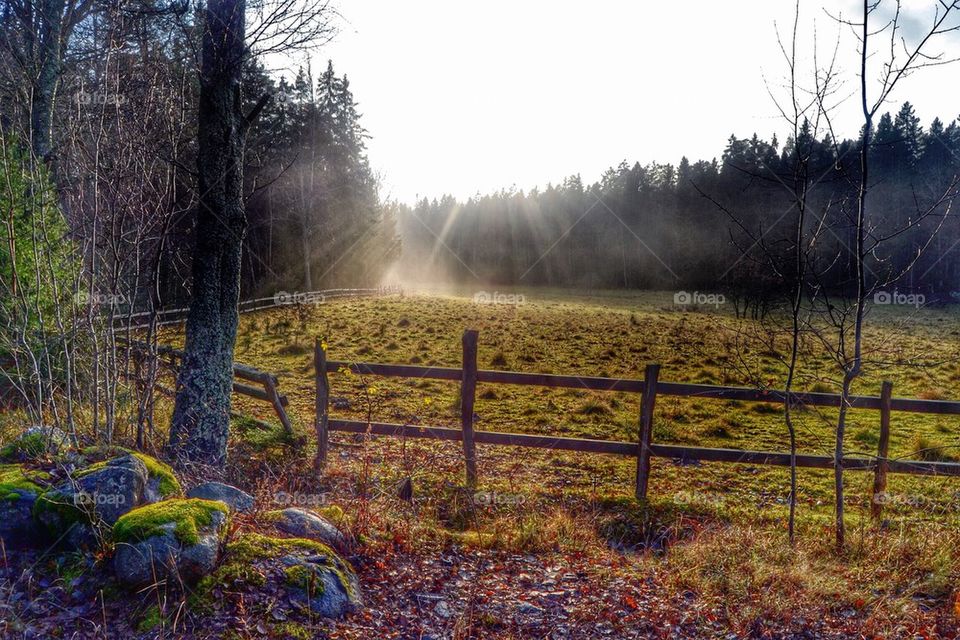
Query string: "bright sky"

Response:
xmin=271 ymin=0 xmax=960 ymax=204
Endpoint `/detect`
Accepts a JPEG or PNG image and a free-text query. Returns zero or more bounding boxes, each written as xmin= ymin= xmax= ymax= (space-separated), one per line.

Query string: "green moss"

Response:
xmin=0 ymin=464 xmax=48 ymax=500
xmin=272 ymin=622 xmax=312 ymax=640
xmin=74 ymin=459 xmax=110 ymax=478
xmin=283 ymin=564 xmax=321 ymax=592
xmin=113 ymin=499 xmax=228 ymax=546
xmin=189 ymin=533 xmax=354 ymax=612
xmin=131 ymin=452 xmax=181 ymax=497
xmin=33 ymin=489 xmax=88 ymax=536
xmin=227 ymin=531 xmax=333 ymax=561
xmin=136 ymin=605 xmax=163 ymax=633
xmin=317 ymin=505 xmax=345 ymax=525
xmin=0 ymin=432 xmax=47 ymax=462
xmin=79 ymin=447 xmax=182 ymax=498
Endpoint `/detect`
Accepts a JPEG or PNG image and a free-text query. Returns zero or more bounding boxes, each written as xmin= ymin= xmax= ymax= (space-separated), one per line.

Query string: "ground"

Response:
xmin=2 ymin=288 xmax=960 ymax=638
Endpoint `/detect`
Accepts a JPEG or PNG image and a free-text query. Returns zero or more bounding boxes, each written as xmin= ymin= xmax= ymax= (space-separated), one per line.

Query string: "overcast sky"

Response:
xmin=270 ymin=0 xmax=960 ymax=204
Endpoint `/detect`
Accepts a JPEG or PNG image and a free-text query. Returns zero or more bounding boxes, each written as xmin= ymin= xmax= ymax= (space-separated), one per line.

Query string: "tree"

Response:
xmin=0 ymin=0 xmax=98 ymax=162
xmin=168 ymin=0 xmax=336 ymax=466
xmin=168 ymin=0 xmax=250 ymax=466
xmin=823 ymin=0 xmax=960 ymax=551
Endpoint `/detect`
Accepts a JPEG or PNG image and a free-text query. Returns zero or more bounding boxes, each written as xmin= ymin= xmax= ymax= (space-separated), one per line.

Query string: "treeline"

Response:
xmin=396 ymin=102 xmax=960 ymax=297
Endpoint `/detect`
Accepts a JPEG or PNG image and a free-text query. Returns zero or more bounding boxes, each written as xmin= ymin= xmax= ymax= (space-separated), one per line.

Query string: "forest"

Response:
xmin=398 ymin=103 xmax=960 ymax=296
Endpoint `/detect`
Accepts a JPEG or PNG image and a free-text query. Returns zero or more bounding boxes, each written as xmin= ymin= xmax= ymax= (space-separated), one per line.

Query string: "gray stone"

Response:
xmin=114 ymin=508 xmax=227 ymax=588
xmin=35 ymin=454 xmax=148 ymax=548
xmin=280 ymin=551 xmax=361 ymax=618
xmin=270 ymin=507 xmax=346 ymax=550
xmin=186 ymin=481 xmax=254 ymax=512
xmin=0 ymin=489 xmax=40 ymax=547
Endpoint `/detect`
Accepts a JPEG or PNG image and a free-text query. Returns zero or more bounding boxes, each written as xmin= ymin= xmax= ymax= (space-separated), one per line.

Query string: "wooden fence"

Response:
xmin=118 ymin=286 xmax=402 ymax=330
xmin=314 ymin=329 xmax=960 ymax=512
xmin=126 ymin=340 xmax=294 ymax=433
xmin=121 ymin=287 xmax=402 ymax=428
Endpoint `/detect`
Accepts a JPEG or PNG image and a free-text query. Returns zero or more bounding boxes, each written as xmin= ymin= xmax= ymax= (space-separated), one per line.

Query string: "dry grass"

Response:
xmin=6 ymin=288 xmax=959 ymax=634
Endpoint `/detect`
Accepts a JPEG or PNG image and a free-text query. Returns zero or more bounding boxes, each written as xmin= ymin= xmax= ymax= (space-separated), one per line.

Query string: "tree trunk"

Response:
xmin=31 ymin=0 xmax=67 ymax=163
xmin=169 ymin=0 xmax=246 ymax=466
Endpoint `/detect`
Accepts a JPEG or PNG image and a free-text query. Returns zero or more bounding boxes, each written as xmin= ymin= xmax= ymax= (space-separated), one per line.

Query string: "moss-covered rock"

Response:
xmin=0 ymin=463 xmax=49 ymax=500
xmin=186 ymin=481 xmax=253 ymax=512
xmin=191 ymin=532 xmax=360 ymax=619
xmin=113 ymin=499 xmax=229 ymax=588
xmin=264 ymin=507 xmax=347 ymax=550
xmin=0 ymin=426 xmax=70 ymax=462
xmin=79 ymin=446 xmax=182 ymax=501
xmin=113 ymin=498 xmax=228 ymax=546
xmin=0 ymin=464 xmax=51 ymax=547
xmin=34 ymin=454 xmax=149 ymax=549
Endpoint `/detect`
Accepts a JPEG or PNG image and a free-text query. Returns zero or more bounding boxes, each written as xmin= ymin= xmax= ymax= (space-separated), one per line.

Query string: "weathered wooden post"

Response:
xmin=636 ymin=363 xmax=661 ymax=501
xmin=871 ymin=380 xmax=893 ymax=520
xmin=461 ymin=329 xmax=479 ymax=487
xmin=314 ymin=337 xmax=330 ymax=469
xmin=263 ymin=373 xmax=293 ymax=435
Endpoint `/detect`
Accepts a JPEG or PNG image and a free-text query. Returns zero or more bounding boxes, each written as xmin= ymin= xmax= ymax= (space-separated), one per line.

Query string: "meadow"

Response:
xmin=149 ymin=288 xmax=960 ymax=634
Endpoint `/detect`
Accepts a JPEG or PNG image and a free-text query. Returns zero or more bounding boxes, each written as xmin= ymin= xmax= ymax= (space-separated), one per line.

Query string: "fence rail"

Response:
xmin=326 ymin=361 xmax=960 ymax=414
xmin=125 ymin=339 xmax=293 ymax=433
xmin=315 ymin=329 xmax=960 ymax=513
xmin=116 ymin=286 xmax=402 ymax=330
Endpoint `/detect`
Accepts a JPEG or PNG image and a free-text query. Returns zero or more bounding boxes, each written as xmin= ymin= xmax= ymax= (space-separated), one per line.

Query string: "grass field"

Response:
xmin=150 ymin=288 xmax=960 ymax=633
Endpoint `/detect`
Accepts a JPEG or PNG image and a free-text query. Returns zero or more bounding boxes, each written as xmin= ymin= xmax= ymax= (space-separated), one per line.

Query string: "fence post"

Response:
xmin=315 ymin=337 xmax=330 ymax=469
xmin=636 ymin=363 xmax=661 ymax=501
xmin=871 ymin=380 xmax=893 ymax=520
xmin=461 ymin=329 xmax=479 ymax=487
xmin=263 ymin=374 xmax=294 ymax=436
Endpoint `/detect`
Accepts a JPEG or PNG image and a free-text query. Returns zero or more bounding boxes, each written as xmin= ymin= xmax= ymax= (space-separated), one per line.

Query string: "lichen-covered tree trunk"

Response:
xmin=169 ymin=0 xmax=246 ymax=466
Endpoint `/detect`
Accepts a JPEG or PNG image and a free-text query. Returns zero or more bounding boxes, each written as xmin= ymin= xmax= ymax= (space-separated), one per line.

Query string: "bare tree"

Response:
xmin=819 ymin=0 xmax=960 ymax=550
xmin=0 ymin=0 xmax=98 ymax=162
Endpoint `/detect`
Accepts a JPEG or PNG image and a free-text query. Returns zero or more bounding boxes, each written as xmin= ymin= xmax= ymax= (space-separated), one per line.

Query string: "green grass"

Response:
xmin=152 ymin=291 xmax=960 ymax=511
xmin=151 ymin=289 xmax=960 ymax=632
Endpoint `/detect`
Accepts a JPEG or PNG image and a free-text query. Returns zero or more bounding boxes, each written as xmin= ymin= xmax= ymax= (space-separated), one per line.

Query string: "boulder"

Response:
xmin=0 ymin=464 xmax=51 ymax=547
xmin=281 ymin=552 xmax=360 ymax=618
xmin=187 ymin=482 xmax=254 ymax=513
xmin=192 ymin=533 xmax=360 ymax=619
xmin=34 ymin=454 xmax=148 ymax=548
xmin=78 ymin=446 xmax=182 ymax=503
xmin=266 ymin=507 xmax=347 ymax=550
xmin=0 ymin=426 xmax=71 ymax=462
xmin=113 ymin=498 xmax=229 ymax=588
